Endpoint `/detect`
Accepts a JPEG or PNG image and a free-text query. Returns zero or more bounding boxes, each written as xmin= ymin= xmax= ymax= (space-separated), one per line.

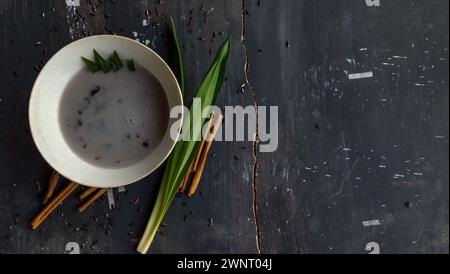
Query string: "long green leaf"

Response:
xmin=162 ymin=38 xmax=230 ymax=207
xmin=137 ymin=38 xmax=231 ymax=254
xmin=164 ymin=40 xmax=230 ymax=183
xmin=168 ymin=17 xmax=185 ymax=95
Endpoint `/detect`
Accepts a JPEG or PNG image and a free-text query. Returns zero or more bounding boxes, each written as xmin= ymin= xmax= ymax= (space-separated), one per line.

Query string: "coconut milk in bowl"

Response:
xmin=29 ymin=35 xmax=182 ymax=188
xmin=59 ymin=62 xmax=169 ymax=169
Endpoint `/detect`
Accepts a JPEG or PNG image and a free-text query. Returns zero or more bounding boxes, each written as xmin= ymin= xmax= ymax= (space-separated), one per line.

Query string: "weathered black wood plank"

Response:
xmin=245 ymin=0 xmax=449 ymax=253
xmin=0 ymin=0 xmax=448 ymax=254
xmin=0 ymin=0 xmax=256 ymax=254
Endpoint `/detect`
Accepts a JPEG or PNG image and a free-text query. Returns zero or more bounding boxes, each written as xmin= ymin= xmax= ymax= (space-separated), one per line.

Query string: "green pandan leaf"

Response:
xmin=137 ymin=37 xmax=231 ymax=254
xmin=110 ymin=50 xmax=123 ymax=72
xmin=127 ymin=59 xmax=136 ymax=71
xmin=168 ymin=17 xmax=185 ymax=95
xmin=81 ymin=57 xmax=99 ymax=73
xmin=93 ymin=49 xmax=111 ymax=73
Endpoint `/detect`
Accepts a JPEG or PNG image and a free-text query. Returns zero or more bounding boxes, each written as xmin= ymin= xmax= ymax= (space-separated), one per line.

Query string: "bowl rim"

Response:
xmin=28 ymin=34 xmax=183 ymax=188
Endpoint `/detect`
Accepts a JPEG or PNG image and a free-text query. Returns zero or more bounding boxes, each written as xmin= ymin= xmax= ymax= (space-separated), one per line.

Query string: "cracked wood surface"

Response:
xmin=244 ymin=0 xmax=448 ymax=254
xmin=241 ymin=0 xmax=262 ymax=254
xmin=0 ymin=0 xmax=448 ymax=254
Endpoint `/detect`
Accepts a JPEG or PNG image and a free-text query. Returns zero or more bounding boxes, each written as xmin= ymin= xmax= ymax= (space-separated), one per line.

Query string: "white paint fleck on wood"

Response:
xmin=66 ymin=2 xmax=86 ymax=41
xmin=65 ymin=0 xmax=80 ymax=7
xmin=107 ymin=188 xmax=115 ymax=209
xmin=348 ymin=71 xmax=373 ymax=80
xmin=362 ymin=219 xmax=381 ymax=227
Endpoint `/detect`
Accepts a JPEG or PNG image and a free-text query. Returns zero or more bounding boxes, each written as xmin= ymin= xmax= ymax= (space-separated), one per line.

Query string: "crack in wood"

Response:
xmin=241 ymin=0 xmax=262 ymax=254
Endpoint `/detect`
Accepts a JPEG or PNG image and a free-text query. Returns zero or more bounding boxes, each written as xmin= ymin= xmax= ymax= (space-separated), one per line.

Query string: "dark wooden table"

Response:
xmin=0 ymin=0 xmax=448 ymax=254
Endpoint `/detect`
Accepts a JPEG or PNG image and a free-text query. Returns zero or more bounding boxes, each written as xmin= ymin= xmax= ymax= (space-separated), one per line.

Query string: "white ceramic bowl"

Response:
xmin=29 ymin=35 xmax=182 ymax=188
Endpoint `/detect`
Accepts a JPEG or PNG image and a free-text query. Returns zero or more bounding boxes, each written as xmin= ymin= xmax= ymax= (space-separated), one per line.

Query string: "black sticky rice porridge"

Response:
xmin=59 ymin=63 xmax=169 ymax=168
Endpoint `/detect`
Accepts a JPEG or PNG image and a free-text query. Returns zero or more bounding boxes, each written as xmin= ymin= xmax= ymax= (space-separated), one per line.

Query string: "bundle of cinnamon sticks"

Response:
xmin=30 ymin=173 xmax=109 ymax=230
xmin=178 ymin=113 xmax=223 ymax=196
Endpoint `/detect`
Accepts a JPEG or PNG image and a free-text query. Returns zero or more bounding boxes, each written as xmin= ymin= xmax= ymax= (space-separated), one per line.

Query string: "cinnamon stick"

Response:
xmin=43 ymin=171 xmax=60 ymax=204
xmin=31 ymin=182 xmax=78 ymax=229
xmin=188 ymin=114 xmax=223 ymax=197
xmin=79 ymin=188 xmax=108 ymax=213
xmin=178 ymin=161 xmax=193 ymax=193
xmin=79 ymin=187 xmax=98 ymax=200
xmin=192 ymin=114 xmax=215 ymax=172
